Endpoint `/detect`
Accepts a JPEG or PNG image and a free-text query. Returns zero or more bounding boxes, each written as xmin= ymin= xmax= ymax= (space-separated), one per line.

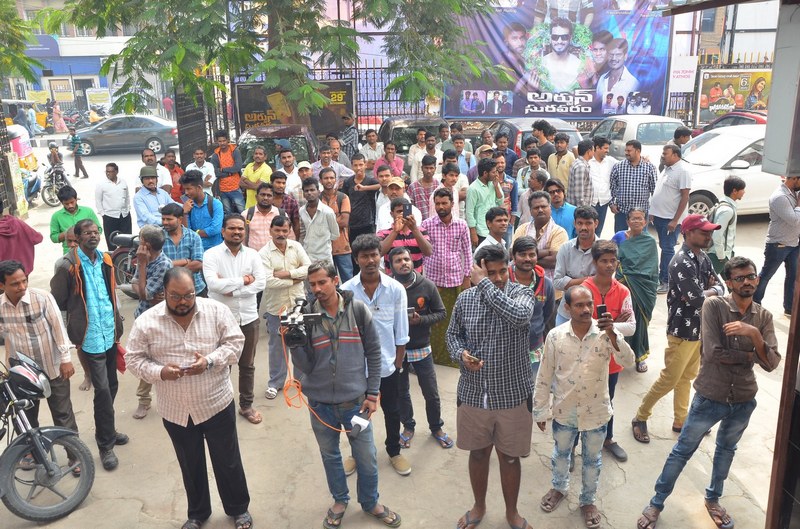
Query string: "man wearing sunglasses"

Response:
xmin=541 ymin=18 xmax=582 ymax=93
xmin=637 ymin=256 xmax=780 ymax=529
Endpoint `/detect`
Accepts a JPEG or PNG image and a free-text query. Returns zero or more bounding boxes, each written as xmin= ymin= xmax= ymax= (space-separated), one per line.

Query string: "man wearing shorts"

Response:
xmin=447 ymin=244 xmax=536 ymax=529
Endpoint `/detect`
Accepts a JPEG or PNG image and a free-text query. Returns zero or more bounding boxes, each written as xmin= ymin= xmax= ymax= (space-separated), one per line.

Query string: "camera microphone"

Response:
xmin=348 ymin=409 xmax=372 ymax=440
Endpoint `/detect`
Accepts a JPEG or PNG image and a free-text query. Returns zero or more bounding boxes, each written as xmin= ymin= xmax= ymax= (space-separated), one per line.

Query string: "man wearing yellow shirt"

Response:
xmin=241 ymin=146 xmax=272 ymax=209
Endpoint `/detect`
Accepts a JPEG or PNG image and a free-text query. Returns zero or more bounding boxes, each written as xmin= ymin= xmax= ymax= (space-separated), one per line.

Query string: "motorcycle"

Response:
xmin=0 ymin=353 xmax=95 ymax=522
xmin=109 ymin=231 xmax=140 ymax=300
xmin=40 ymin=163 xmax=71 ymax=207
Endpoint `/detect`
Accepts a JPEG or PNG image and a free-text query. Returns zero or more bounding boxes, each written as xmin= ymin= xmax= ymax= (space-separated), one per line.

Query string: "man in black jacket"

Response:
xmin=389 ymin=247 xmax=451 ymax=450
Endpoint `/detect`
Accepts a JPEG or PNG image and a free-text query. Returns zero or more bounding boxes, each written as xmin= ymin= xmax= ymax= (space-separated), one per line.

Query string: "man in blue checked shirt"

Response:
xmin=447 ymin=244 xmax=536 ymax=529
xmin=160 ymin=203 xmax=207 ymax=297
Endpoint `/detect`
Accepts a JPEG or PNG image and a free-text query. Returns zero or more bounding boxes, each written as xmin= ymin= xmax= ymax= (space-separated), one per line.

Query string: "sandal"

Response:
xmin=632 ymin=419 xmax=650 ymax=443
xmin=234 ymin=511 xmax=253 ymax=529
xmin=580 ymin=504 xmax=601 ymax=529
xmin=399 ymin=429 xmax=414 ymax=449
xmin=705 ymin=501 xmax=734 ymax=529
xmin=456 ymin=510 xmax=483 ymax=529
xmin=367 ymin=505 xmax=401 ymax=528
xmin=67 ymin=459 xmax=81 ymax=477
xmin=239 ymin=407 xmax=263 ymax=425
xmin=509 ymin=518 xmax=530 ymax=529
xmin=181 ymin=519 xmax=204 ymax=529
xmin=539 ymin=488 xmax=565 ymax=513
xmin=433 ymin=431 xmax=454 ymax=449
xmin=636 ymin=506 xmax=660 ymax=529
xmin=636 ymin=361 xmax=648 ymax=373
xmin=323 ymin=505 xmax=346 ymax=529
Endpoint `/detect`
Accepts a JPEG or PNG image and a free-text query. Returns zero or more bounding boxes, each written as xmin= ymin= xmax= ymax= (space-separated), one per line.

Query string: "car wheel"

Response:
xmin=146 ymin=137 xmax=164 ymax=154
xmin=80 ymin=141 xmax=94 ymax=156
xmin=688 ymin=193 xmax=715 ymax=217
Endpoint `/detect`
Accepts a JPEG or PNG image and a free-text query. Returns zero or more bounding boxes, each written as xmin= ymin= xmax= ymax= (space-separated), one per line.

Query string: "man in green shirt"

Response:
xmin=466 ymin=158 xmax=504 ymax=248
xmin=50 ymin=186 xmax=102 ymax=254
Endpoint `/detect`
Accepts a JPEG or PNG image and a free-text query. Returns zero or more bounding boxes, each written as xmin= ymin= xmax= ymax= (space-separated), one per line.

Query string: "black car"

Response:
xmin=377 ymin=116 xmax=448 ymax=155
xmin=488 ymin=118 xmax=583 ymax=156
xmin=76 ymin=115 xmax=179 ymax=156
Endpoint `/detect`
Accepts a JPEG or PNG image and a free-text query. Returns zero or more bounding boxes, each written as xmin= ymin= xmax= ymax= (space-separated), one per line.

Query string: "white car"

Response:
xmin=589 ymin=115 xmax=685 ymax=162
xmin=681 ymin=124 xmax=780 ymax=216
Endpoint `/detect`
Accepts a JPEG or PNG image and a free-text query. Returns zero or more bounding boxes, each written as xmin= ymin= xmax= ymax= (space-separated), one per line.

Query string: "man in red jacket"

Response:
xmin=0 ymin=199 xmax=43 ymax=274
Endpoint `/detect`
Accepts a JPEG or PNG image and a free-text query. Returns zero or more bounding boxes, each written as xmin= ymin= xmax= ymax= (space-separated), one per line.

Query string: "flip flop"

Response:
xmin=455 ymin=510 xmax=482 ymax=529
xmin=580 ymin=504 xmax=601 ymax=529
xmin=234 ymin=511 xmax=253 ymax=529
xmin=181 ymin=519 xmax=204 ymax=529
xmin=637 ymin=506 xmax=660 ymax=529
xmin=399 ymin=429 xmax=414 ymax=449
xmin=540 ymin=489 xmax=565 ymax=513
xmin=367 ymin=505 xmax=401 ymax=528
xmin=433 ymin=432 xmax=454 ymax=449
xmin=705 ymin=501 xmax=734 ymax=529
xmin=323 ymin=507 xmax=346 ymax=529
xmin=238 ymin=407 xmax=263 ymax=425
xmin=632 ymin=419 xmax=650 ymax=443
xmin=509 ymin=518 xmax=531 ymax=529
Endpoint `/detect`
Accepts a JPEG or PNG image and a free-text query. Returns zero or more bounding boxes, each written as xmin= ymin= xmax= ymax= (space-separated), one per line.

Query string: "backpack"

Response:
xmin=243 ymin=205 xmax=286 ymax=246
xmin=707 ymin=200 xmax=733 ymax=225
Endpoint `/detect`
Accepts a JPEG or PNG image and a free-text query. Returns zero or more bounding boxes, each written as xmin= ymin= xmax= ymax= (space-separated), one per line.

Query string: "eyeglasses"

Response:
xmin=547 ymin=188 xmax=564 ymax=194
xmin=551 ymin=34 xmax=570 ymax=41
xmin=728 ymin=273 xmax=757 ymax=283
xmin=168 ymin=293 xmax=196 ymax=301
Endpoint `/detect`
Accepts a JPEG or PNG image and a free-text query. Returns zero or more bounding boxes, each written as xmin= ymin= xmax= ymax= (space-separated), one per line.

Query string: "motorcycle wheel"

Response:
xmin=0 ymin=434 xmax=95 ymax=522
xmin=112 ymin=252 xmax=140 ymax=300
xmin=41 ymin=185 xmax=61 ymax=207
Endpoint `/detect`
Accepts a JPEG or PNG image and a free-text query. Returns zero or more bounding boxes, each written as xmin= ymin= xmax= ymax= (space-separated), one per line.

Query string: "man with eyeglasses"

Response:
xmin=545 ymin=179 xmax=576 ymax=239
xmin=126 ymin=267 xmax=253 ymax=529
xmin=637 ymin=256 xmax=780 ymax=529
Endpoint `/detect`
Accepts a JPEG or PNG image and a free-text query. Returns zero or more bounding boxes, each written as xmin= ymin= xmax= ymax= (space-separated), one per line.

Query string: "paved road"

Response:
xmin=3 ymin=146 xmax=792 ymax=528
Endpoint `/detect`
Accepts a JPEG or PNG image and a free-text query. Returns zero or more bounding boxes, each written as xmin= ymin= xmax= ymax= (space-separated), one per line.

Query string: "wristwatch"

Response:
xmin=206 ymin=358 xmax=214 ymax=371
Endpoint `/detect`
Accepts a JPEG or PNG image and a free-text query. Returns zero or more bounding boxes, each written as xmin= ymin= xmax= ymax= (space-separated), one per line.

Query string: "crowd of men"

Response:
xmin=0 ymin=115 xmax=798 ymax=529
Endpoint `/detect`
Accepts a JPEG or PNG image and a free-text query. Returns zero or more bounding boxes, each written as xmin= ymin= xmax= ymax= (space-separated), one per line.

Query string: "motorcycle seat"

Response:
xmin=110 ymin=232 xmax=138 ymax=248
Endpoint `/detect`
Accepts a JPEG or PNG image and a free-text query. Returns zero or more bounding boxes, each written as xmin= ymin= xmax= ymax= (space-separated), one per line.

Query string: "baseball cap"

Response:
xmin=139 ymin=166 xmax=158 ymax=178
xmin=387 ymin=177 xmax=406 ymax=189
xmin=297 ymin=161 xmax=312 ymax=169
xmin=476 ymin=145 xmax=494 ymax=156
xmin=681 ymin=214 xmax=721 ymax=234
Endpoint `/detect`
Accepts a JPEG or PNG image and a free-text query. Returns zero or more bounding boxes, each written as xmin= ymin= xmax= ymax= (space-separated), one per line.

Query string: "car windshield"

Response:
xmin=681 ymin=131 xmax=745 ymax=166
xmin=239 ymin=135 xmax=311 ymax=167
xmin=391 ymin=125 xmax=440 ymax=154
xmin=636 ymin=122 xmax=680 ymax=145
xmin=521 ymin=130 xmax=582 ymax=149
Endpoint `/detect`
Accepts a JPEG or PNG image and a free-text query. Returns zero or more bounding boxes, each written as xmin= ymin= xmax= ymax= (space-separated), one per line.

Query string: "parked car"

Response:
xmin=691 ymin=110 xmax=768 ymax=137
xmin=487 ymin=118 xmax=582 ymax=157
xmin=76 ymin=115 xmax=178 ymax=155
xmin=681 ymin=124 xmax=778 ymax=216
xmin=588 ymin=115 xmax=684 ymax=162
xmin=377 ymin=116 xmax=448 ymax=156
xmin=237 ymin=124 xmax=319 ymax=168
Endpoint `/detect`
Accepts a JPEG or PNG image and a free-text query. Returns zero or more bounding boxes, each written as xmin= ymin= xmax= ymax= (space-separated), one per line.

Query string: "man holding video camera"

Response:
xmin=288 ymin=260 xmax=403 ymax=529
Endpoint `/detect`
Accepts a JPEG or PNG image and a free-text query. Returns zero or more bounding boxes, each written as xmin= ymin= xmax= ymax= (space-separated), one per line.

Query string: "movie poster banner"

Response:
xmin=696 ymin=69 xmax=770 ymax=125
xmin=235 ymin=80 xmax=355 ymax=138
xmin=442 ymin=0 xmax=672 ymax=119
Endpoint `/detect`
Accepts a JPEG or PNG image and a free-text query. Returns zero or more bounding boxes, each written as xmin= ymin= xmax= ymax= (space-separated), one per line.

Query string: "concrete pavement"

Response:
xmin=2 ymin=150 xmax=791 ymax=528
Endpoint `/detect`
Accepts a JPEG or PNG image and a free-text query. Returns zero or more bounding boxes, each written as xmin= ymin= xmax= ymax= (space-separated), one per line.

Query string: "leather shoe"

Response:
xmin=133 ymin=403 xmax=150 ymax=419
xmin=100 ymin=448 xmax=118 ymax=471
xmin=115 ymin=432 xmax=129 ymax=446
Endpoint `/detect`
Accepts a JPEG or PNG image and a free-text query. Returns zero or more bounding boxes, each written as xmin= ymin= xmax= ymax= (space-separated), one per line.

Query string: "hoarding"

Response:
xmin=235 ymin=80 xmax=355 ymax=138
xmin=696 ymin=68 xmax=770 ymax=125
xmin=442 ymin=0 xmax=673 ymax=119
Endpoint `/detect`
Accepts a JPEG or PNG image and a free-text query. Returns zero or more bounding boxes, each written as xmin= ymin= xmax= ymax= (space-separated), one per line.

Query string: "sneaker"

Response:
xmin=265 ymin=387 xmax=278 ymax=399
xmin=114 ymin=432 xmax=129 ymax=446
xmin=604 ymin=441 xmax=628 ymax=462
xmin=132 ymin=403 xmax=150 ymax=419
xmin=100 ymin=448 xmax=118 ymax=471
xmin=343 ymin=456 xmax=356 ymax=476
xmin=785 ymin=310 xmax=792 ymax=318
xmin=390 ymin=454 xmax=411 ymax=476
xmin=657 ymin=283 xmax=669 ymax=294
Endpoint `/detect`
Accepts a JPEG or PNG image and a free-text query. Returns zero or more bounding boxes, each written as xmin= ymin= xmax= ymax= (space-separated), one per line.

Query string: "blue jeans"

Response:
xmin=593 ymin=203 xmax=608 ymax=237
xmin=652 ymin=216 xmax=680 ymax=285
xmin=309 ymin=399 xmax=380 ymax=512
xmin=333 ymin=254 xmax=354 ymax=282
xmin=398 ymin=355 xmax=443 ymax=433
xmin=265 ymin=314 xmax=287 ymax=390
xmin=754 ymin=243 xmax=798 ymax=313
xmin=650 ymin=394 xmax=756 ymax=511
xmin=552 ymin=420 xmax=606 ymax=506
xmin=504 ymin=224 xmax=514 ymax=249
xmin=219 ymin=189 xmax=245 ymax=214
xmin=614 ymin=211 xmax=629 ymax=233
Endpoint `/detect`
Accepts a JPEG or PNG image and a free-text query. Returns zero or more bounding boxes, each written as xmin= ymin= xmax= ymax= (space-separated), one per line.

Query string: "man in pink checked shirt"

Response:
xmin=374 ymin=141 xmax=405 ymax=178
xmin=421 ymin=187 xmax=472 ymax=366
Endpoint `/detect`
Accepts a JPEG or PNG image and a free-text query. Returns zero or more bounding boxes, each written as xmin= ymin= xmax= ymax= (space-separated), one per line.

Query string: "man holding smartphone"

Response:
xmin=377 ymin=197 xmax=432 ymax=273
xmin=447 ymin=244 xmax=536 ymax=529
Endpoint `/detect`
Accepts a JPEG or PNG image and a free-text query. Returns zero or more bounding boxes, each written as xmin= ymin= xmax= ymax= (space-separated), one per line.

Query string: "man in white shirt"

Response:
xmin=359 ymin=129 xmax=384 ymax=176
xmin=587 ymin=137 xmax=615 ymax=236
xmin=409 ymin=132 xmax=442 ymax=183
xmin=299 ymin=177 xmax=340 ymax=263
xmin=95 ymin=162 xmax=131 ymax=249
xmin=474 ymin=207 xmax=509 ymax=256
xmin=376 ymin=178 xmax=421 ymax=231
xmin=534 ymin=285 xmax=634 ymax=527
xmin=142 ymin=148 xmax=172 ymax=194
xmin=184 ymin=148 xmax=216 ymax=191
xmin=649 ymin=144 xmax=691 ymax=293
xmin=312 ymin=143 xmax=355 ymax=184
xmin=203 ymin=215 xmax=267 ymax=425
xmin=259 ymin=216 xmax=310 ymax=400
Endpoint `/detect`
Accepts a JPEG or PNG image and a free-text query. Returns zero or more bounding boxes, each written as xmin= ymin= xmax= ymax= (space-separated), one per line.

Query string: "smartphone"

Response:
xmin=180 ymin=364 xmax=192 ymax=374
xmin=463 ymin=352 xmax=481 ymax=363
xmin=407 ymin=307 xmax=416 ymax=316
xmin=596 ymin=304 xmax=608 ymax=318
xmin=403 ymin=203 xmax=413 ymax=218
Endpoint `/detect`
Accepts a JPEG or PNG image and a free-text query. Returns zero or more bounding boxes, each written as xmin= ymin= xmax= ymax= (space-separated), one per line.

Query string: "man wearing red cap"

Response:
xmin=631 ymin=214 xmax=723 ymax=444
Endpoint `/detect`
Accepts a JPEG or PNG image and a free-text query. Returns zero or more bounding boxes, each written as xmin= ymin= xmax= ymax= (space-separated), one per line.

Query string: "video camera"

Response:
xmin=280 ymin=298 xmax=322 ymax=349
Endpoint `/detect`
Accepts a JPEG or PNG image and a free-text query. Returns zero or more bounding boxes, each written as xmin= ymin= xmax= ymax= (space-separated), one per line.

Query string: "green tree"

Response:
xmin=0 ymin=0 xmax=42 ymax=86
xmin=46 ymin=0 xmax=509 ymax=113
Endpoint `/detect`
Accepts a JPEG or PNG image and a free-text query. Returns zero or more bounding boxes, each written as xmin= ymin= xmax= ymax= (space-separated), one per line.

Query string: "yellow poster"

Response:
xmin=86 ymin=88 xmax=111 ymax=105
xmin=27 ymin=90 xmax=49 ymax=104
xmin=696 ymin=69 xmax=771 ymax=125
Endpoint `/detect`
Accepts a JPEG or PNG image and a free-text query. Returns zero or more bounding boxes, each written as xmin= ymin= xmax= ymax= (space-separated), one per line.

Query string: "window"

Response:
xmin=730 ymin=140 xmax=764 ymax=167
xmin=74 ymin=26 xmax=94 ymax=37
xmin=636 ymin=122 xmax=678 ymax=144
xmin=591 ymin=119 xmax=614 ymax=140
xmin=610 ymin=121 xmax=627 ymax=142
xmin=700 ymin=9 xmax=717 ymax=33
xmin=25 ymin=10 xmax=43 ymax=35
